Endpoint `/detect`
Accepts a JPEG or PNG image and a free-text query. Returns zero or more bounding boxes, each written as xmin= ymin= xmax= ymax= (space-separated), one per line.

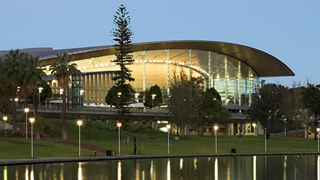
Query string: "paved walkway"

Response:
xmin=1 ymin=152 xmax=320 ymax=166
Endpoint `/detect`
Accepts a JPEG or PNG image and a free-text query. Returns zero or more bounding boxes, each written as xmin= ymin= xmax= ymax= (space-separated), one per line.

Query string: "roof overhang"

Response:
xmin=4 ymin=40 xmax=294 ymax=77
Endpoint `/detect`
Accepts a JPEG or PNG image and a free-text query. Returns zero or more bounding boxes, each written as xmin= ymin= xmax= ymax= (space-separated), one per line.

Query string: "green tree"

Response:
xmin=196 ymin=88 xmax=230 ymax=135
xmin=301 ymin=83 xmax=320 ymax=140
xmin=0 ymin=59 xmax=12 ymax=113
xmin=20 ymin=54 xmax=45 ymax=115
xmin=144 ymin=84 xmax=163 ymax=108
xmin=49 ymin=52 xmax=78 ymax=140
xmin=38 ymin=80 xmax=53 ymax=104
xmin=246 ymin=83 xmax=289 ymax=139
xmin=111 ymin=4 xmax=135 ymax=129
xmin=167 ymin=69 xmax=204 ymax=137
xmin=1 ymin=49 xmax=24 ymax=131
xmin=105 ymin=85 xmax=120 ymax=107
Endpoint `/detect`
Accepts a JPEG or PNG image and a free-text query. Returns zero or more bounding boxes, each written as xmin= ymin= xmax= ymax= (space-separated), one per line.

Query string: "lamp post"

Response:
xmin=117 ymin=92 xmax=121 ymax=108
xmin=252 ymin=123 xmax=257 ymax=136
xmin=14 ymin=97 xmax=18 ymax=110
xmin=77 ymin=120 xmax=83 ymax=156
xmin=166 ymin=124 xmax=171 ymax=154
xmin=135 ymin=93 xmax=139 ymax=102
xmin=151 ymin=94 xmax=156 ymax=108
xmin=80 ymin=90 xmax=84 ymax=109
xmin=284 ymin=118 xmax=287 ymax=137
xmin=117 ymin=122 xmax=122 ymax=155
xmin=38 ymin=87 xmax=43 ymax=107
xmin=3 ymin=116 xmax=7 ymax=141
xmin=29 ymin=118 xmax=35 ymax=158
xmin=60 ymin=89 xmax=63 ymax=109
xmin=214 ymin=124 xmax=218 ymax=153
xmin=24 ymin=108 xmax=29 ymax=139
xmin=265 ymin=128 xmax=267 ymax=153
xmin=317 ymin=128 xmax=320 ymax=152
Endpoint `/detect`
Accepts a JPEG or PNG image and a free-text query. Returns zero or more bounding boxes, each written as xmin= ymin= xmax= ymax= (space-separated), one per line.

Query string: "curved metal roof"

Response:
xmin=36 ymin=40 xmax=294 ymax=77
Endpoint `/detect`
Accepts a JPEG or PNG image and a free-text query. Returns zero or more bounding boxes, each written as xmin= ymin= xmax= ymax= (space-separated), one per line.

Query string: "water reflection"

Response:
xmin=78 ymin=162 xmax=82 ymax=180
xmin=318 ymin=155 xmax=320 ymax=180
xmin=214 ymin=157 xmax=218 ymax=180
xmin=167 ymin=159 xmax=170 ymax=180
xmin=117 ymin=161 xmax=121 ymax=180
xmin=253 ymin=156 xmax=256 ymax=180
xmin=1 ymin=155 xmax=319 ymax=179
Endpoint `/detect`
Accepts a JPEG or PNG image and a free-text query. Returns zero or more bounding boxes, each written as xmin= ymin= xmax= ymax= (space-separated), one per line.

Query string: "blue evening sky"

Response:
xmin=1 ymin=0 xmax=319 ymax=87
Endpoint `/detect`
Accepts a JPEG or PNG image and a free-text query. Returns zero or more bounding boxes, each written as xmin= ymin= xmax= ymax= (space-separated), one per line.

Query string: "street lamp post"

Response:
xmin=77 ymin=120 xmax=83 ymax=156
xmin=80 ymin=90 xmax=84 ymax=109
xmin=265 ymin=128 xmax=267 ymax=153
xmin=3 ymin=116 xmax=7 ymax=141
xmin=284 ymin=118 xmax=287 ymax=137
xmin=317 ymin=128 xmax=320 ymax=152
xmin=38 ymin=87 xmax=43 ymax=107
xmin=252 ymin=123 xmax=257 ymax=136
xmin=214 ymin=124 xmax=218 ymax=153
xmin=117 ymin=122 xmax=122 ymax=155
xmin=24 ymin=108 xmax=29 ymax=139
xmin=14 ymin=97 xmax=18 ymax=112
xmin=166 ymin=124 xmax=171 ymax=154
xmin=117 ymin=92 xmax=121 ymax=108
xmin=135 ymin=93 xmax=139 ymax=102
xmin=151 ymin=94 xmax=156 ymax=108
xmin=60 ymin=89 xmax=63 ymax=109
xmin=29 ymin=118 xmax=35 ymax=158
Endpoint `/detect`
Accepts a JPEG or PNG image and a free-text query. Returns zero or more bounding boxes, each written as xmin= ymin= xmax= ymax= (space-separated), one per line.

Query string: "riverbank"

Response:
xmin=1 ymin=152 xmax=320 ymax=166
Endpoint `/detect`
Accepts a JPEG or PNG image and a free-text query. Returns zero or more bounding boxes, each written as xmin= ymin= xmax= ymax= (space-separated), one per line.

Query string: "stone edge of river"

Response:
xmin=1 ymin=152 xmax=320 ymax=166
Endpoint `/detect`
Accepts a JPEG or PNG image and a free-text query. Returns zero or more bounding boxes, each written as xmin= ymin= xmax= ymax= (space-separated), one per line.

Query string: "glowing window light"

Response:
xmin=83 ymin=66 xmax=86 ymax=69
xmin=111 ymin=63 xmax=115 ymax=65
xmin=100 ymin=63 xmax=103 ymax=67
xmin=140 ymin=60 xmax=142 ymax=63
xmin=161 ymin=60 xmax=163 ymax=62
xmin=153 ymin=60 xmax=156 ymax=62
xmin=135 ymin=60 xmax=138 ymax=63
xmin=105 ymin=63 xmax=108 ymax=66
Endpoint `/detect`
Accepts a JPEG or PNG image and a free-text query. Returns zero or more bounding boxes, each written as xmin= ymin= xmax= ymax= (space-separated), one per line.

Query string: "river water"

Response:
xmin=1 ymin=155 xmax=319 ymax=180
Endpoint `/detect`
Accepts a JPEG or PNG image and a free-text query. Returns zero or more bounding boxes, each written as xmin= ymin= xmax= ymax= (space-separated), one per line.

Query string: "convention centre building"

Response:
xmin=0 ymin=40 xmax=294 ymax=135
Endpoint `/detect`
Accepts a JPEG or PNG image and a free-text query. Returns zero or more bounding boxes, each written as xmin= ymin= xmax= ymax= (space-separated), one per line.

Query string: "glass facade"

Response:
xmin=48 ymin=49 xmax=259 ymax=106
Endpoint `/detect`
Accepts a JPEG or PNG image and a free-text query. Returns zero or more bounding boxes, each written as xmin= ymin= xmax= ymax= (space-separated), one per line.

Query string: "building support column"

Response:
xmin=143 ymin=51 xmax=146 ymax=102
xmin=208 ymin=51 xmax=212 ymax=88
xmin=238 ymin=62 xmax=242 ymax=106
xmin=167 ymin=49 xmax=170 ymax=96
xmin=224 ymin=56 xmax=228 ymax=103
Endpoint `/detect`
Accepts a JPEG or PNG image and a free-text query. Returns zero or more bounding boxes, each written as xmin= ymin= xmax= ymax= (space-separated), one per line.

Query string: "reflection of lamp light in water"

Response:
xmin=117 ymin=161 xmax=121 ymax=180
xmin=253 ymin=156 xmax=256 ymax=180
xmin=193 ymin=158 xmax=197 ymax=170
xmin=180 ymin=158 xmax=183 ymax=170
xmin=318 ymin=155 xmax=320 ymax=180
xmin=283 ymin=156 xmax=287 ymax=180
xmin=78 ymin=162 xmax=82 ymax=180
xmin=214 ymin=157 xmax=218 ymax=180
xmin=167 ymin=159 xmax=171 ymax=180
xmin=30 ymin=165 xmax=34 ymax=180
xmin=25 ymin=166 xmax=29 ymax=180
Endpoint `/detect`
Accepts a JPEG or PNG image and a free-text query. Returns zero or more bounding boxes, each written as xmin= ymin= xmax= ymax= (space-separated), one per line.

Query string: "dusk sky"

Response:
xmin=1 ymin=0 xmax=319 ymax=87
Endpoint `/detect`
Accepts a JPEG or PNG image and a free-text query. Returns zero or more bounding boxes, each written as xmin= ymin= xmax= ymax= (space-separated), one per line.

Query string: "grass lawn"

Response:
xmin=0 ymin=118 xmax=318 ymax=159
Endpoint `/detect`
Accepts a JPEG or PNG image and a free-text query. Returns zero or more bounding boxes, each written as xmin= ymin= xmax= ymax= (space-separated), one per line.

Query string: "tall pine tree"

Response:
xmin=111 ymin=4 xmax=135 ymax=129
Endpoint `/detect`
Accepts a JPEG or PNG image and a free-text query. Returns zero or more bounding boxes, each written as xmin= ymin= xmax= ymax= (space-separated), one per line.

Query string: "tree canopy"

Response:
xmin=246 ymin=83 xmax=289 ymax=139
xmin=111 ymin=4 xmax=135 ymax=129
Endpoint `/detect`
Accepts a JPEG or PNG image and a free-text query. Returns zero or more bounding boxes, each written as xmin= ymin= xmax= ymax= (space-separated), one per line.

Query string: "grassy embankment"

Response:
xmin=0 ymin=118 xmax=318 ymax=159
